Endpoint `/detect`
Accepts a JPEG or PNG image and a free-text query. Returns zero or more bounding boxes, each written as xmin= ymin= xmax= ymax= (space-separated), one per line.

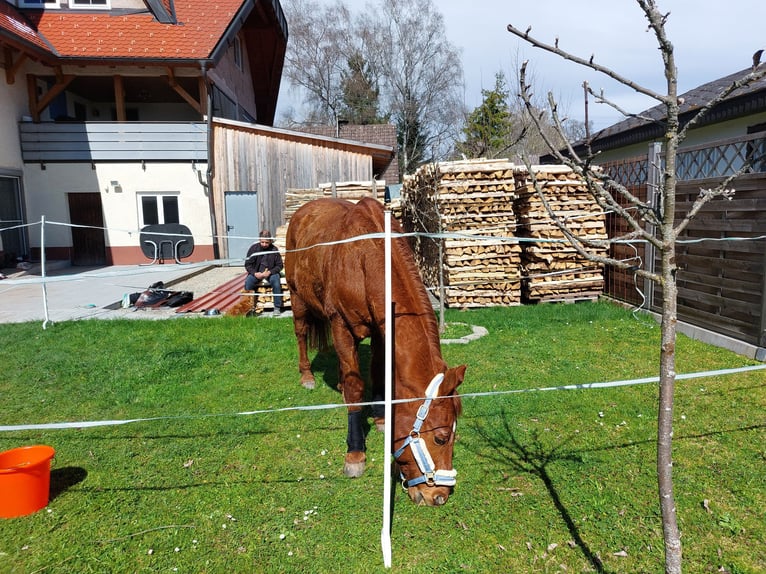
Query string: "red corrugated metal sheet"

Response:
xmin=175 ymin=272 xmax=247 ymax=314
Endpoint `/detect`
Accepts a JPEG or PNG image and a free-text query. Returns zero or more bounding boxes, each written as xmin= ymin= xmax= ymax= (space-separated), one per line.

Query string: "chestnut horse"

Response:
xmin=285 ymin=197 xmax=466 ymax=506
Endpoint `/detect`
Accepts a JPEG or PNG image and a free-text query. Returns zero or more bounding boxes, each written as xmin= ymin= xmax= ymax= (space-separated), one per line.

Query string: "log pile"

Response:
xmin=277 ymin=180 xmax=389 ymax=311
xmin=513 ymin=166 xmax=607 ymax=303
xmin=401 ymin=159 xmax=522 ymax=308
xmin=283 ymin=180 xmax=387 ymax=221
xmin=399 ymin=160 xmax=608 ymax=308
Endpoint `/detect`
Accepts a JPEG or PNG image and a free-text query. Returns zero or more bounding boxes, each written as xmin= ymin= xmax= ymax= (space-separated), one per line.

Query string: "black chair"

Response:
xmin=139 ymin=223 xmax=195 ymax=264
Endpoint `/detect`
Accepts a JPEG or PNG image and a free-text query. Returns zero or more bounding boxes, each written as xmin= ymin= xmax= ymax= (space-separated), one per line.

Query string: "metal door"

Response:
xmin=224 ymin=191 xmax=259 ymax=265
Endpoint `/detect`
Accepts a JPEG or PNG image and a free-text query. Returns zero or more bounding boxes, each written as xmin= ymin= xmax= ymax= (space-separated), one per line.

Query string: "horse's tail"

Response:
xmin=306 ymin=316 xmax=332 ymax=352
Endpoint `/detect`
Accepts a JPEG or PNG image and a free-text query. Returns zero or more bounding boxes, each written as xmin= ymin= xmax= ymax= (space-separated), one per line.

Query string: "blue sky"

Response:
xmin=276 ymin=0 xmax=763 ymax=130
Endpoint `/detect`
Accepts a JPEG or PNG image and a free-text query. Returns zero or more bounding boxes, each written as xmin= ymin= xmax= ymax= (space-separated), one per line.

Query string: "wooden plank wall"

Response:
xmin=212 ymin=123 xmax=373 ymax=257
xmin=660 ymin=173 xmax=766 ymax=346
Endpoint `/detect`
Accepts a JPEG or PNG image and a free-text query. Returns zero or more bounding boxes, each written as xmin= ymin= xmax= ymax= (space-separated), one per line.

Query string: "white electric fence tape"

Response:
xmin=1 ymin=364 xmax=763 ymax=433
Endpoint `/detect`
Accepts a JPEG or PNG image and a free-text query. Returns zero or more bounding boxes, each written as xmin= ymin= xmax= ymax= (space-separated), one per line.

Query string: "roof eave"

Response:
xmin=560 ymin=89 xmax=766 ymax=158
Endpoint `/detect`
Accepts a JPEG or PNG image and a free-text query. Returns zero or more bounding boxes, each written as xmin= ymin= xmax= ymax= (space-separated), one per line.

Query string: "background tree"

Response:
xmin=281 ymin=0 xmax=464 ymax=175
xmin=457 ymin=72 xmax=514 ymax=159
xmin=367 ymin=0 xmax=463 ymax=175
xmin=339 ymin=52 xmax=385 ymax=125
xmin=280 ymin=0 xmax=354 ymax=125
xmin=507 ymin=1 xmax=766 ymax=572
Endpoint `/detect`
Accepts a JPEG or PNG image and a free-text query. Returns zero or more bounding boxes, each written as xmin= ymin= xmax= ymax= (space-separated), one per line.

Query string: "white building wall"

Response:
xmin=595 ymin=111 xmax=766 ymax=164
xmin=22 ymin=162 xmax=211 ymax=251
xmin=0 ymin=79 xmax=27 ymax=170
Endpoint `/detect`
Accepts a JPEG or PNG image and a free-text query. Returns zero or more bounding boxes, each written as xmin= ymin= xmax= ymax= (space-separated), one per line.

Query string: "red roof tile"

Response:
xmin=20 ymin=1 xmax=247 ymax=62
xmin=0 ymin=2 xmax=55 ymax=55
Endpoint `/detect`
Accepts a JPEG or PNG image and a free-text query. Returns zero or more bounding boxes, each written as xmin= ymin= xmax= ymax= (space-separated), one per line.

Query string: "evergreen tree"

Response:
xmin=340 ymin=52 xmax=384 ymax=124
xmin=458 ymin=72 xmax=513 ymax=159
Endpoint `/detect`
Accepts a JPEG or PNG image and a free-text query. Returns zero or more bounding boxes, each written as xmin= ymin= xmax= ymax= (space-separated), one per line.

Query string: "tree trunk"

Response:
xmin=658 ymin=247 xmax=682 ymax=573
xmin=659 ymin=83 xmax=683 ymax=572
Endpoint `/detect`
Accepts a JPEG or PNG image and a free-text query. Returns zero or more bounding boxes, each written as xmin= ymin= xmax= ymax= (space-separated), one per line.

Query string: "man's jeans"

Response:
xmin=245 ymin=273 xmax=283 ymax=310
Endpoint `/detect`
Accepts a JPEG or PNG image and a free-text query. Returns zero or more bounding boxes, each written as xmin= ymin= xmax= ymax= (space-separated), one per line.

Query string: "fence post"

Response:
xmin=645 ymin=142 xmax=662 ymax=309
xmin=760 ymin=245 xmax=766 ymax=350
xmin=40 ymin=215 xmax=52 ymax=329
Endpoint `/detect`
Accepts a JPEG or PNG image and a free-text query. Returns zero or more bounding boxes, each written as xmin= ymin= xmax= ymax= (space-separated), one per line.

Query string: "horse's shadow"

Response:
xmin=308 ymin=343 xmax=379 ymax=433
xmin=465 ymin=409 xmax=611 ymax=574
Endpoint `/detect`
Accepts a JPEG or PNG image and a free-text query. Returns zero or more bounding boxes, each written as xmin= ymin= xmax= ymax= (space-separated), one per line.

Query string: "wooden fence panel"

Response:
xmin=670 ymin=174 xmax=766 ymax=345
xmin=602 ymin=136 xmax=766 ymax=348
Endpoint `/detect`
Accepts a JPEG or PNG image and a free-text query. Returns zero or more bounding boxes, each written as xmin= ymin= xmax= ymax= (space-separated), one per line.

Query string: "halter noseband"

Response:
xmin=392 ymin=373 xmax=457 ymax=489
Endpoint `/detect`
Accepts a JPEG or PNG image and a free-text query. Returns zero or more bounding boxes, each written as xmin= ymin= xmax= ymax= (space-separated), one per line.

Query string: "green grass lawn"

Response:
xmin=0 ymin=302 xmax=764 ymax=573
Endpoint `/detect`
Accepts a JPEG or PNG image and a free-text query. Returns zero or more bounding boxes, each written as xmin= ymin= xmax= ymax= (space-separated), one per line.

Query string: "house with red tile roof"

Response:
xmin=0 ymin=0 xmax=396 ymax=267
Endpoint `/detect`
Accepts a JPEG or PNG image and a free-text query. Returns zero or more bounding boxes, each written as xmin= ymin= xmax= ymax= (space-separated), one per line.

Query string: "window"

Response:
xmin=19 ymin=0 xmax=61 ymax=8
xmin=233 ymin=36 xmax=243 ymax=72
xmin=71 ymin=0 xmax=110 ymax=8
xmin=139 ymin=194 xmax=180 ymax=227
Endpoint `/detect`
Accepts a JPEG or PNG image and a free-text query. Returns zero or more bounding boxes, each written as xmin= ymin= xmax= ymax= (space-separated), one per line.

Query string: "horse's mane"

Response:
xmin=353 ymin=199 xmax=443 ymax=360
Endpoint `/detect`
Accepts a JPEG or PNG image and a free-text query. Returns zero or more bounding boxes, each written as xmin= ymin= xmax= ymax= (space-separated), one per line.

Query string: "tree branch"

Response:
xmin=506 ymin=22 xmax=670 ymax=104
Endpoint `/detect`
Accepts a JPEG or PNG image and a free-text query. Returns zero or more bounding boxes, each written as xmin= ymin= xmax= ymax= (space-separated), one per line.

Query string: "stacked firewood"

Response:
xmin=513 ymin=166 xmax=607 ymax=303
xmin=401 ymin=159 xmax=522 ymax=308
xmin=283 ymin=180 xmax=386 ymax=221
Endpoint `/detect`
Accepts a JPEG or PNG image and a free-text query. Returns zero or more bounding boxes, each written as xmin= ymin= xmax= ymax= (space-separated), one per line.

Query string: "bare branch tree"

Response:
xmin=508 ymin=2 xmax=766 ymax=572
xmin=281 ymin=0 xmax=355 ymax=125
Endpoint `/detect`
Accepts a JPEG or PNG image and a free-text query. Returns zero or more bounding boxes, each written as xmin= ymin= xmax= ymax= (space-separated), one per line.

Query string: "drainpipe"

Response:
xmin=200 ymin=61 xmax=220 ymax=259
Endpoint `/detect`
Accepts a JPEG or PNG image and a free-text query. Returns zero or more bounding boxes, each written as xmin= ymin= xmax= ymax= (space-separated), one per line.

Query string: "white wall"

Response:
xmin=0 ymin=79 xmax=27 ymax=170
xmin=595 ymin=111 xmax=766 ymax=163
xmin=21 ymin=162 xmax=211 ymax=250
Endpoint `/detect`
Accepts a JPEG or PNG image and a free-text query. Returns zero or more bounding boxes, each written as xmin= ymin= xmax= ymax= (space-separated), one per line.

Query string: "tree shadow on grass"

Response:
xmin=467 ymin=408 xmax=611 ymax=574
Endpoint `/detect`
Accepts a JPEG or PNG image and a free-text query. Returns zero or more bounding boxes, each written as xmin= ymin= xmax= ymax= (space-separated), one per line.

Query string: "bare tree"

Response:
xmin=507 ymin=1 xmax=766 ymax=573
xmin=367 ymin=0 xmax=464 ymax=173
xmin=280 ymin=0 xmax=355 ymax=125
xmin=280 ymin=0 xmax=464 ymax=172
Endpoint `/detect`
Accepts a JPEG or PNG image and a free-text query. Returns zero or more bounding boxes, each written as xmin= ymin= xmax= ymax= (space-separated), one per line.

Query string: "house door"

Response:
xmin=68 ymin=192 xmax=107 ymax=266
xmin=0 ymin=175 xmax=27 ymax=267
xmin=224 ymin=191 xmax=259 ymax=265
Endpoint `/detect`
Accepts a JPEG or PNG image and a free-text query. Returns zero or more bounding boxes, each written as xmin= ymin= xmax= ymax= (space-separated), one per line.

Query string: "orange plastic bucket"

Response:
xmin=0 ymin=445 xmax=56 ymax=518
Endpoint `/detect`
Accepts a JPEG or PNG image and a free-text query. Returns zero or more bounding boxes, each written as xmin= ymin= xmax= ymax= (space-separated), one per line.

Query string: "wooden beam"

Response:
xmin=26 ymin=73 xmax=39 ymax=122
xmin=198 ymin=75 xmax=209 ymax=116
xmin=4 ymin=48 xmax=28 ymax=85
xmin=30 ymin=67 xmax=75 ymax=119
xmin=166 ymin=67 xmax=202 ymax=114
xmin=114 ymin=74 xmax=126 ymax=122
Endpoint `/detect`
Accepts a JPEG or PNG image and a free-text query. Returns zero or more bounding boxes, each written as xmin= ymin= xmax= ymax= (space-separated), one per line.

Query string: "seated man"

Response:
xmin=244 ymin=229 xmax=284 ymax=316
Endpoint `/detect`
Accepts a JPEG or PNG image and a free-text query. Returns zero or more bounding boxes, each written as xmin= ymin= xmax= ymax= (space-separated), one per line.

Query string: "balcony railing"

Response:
xmin=19 ymin=121 xmax=208 ymax=163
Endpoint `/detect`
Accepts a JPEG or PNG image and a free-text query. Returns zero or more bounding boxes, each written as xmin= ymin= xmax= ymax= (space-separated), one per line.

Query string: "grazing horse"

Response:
xmin=285 ymin=197 xmax=466 ymax=506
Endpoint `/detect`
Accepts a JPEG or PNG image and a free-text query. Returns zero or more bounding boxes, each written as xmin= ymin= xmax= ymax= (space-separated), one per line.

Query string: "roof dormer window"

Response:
xmin=70 ymin=0 xmax=110 ymax=8
xmin=19 ymin=0 xmax=61 ymax=9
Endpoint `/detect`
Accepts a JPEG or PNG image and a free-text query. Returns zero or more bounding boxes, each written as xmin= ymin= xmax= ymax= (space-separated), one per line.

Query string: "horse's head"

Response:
xmin=393 ymin=364 xmax=466 ymax=506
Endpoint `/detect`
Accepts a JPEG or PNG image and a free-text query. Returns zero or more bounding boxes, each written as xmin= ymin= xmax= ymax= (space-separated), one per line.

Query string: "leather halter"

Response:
xmin=393 ymin=373 xmax=457 ymax=489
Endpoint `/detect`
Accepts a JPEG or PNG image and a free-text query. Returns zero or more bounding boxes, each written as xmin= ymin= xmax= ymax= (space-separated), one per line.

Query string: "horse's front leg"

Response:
xmin=331 ymin=319 xmax=367 ymax=478
xmin=290 ymin=294 xmax=315 ymax=389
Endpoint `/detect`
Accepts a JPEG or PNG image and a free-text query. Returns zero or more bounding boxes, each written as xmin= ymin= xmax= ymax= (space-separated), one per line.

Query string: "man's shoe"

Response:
xmin=273 ymin=308 xmax=282 ymax=317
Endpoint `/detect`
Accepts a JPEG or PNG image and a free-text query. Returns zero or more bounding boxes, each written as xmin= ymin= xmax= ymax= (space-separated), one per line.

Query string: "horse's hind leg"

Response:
xmin=290 ymin=294 xmax=315 ymax=389
xmin=331 ymin=319 xmax=367 ymax=478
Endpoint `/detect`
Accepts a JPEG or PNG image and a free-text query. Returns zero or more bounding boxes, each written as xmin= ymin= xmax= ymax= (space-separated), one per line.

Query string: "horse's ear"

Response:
xmin=443 ymin=364 xmax=466 ymax=394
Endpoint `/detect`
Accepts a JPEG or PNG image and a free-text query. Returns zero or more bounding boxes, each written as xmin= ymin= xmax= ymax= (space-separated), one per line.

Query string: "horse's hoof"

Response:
xmin=343 ymin=461 xmax=366 ymax=478
xmin=301 ymin=378 xmax=315 ymax=389
xmin=344 ymin=452 xmax=366 ymax=478
xmin=373 ymin=417 xmax=385 ymax=432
